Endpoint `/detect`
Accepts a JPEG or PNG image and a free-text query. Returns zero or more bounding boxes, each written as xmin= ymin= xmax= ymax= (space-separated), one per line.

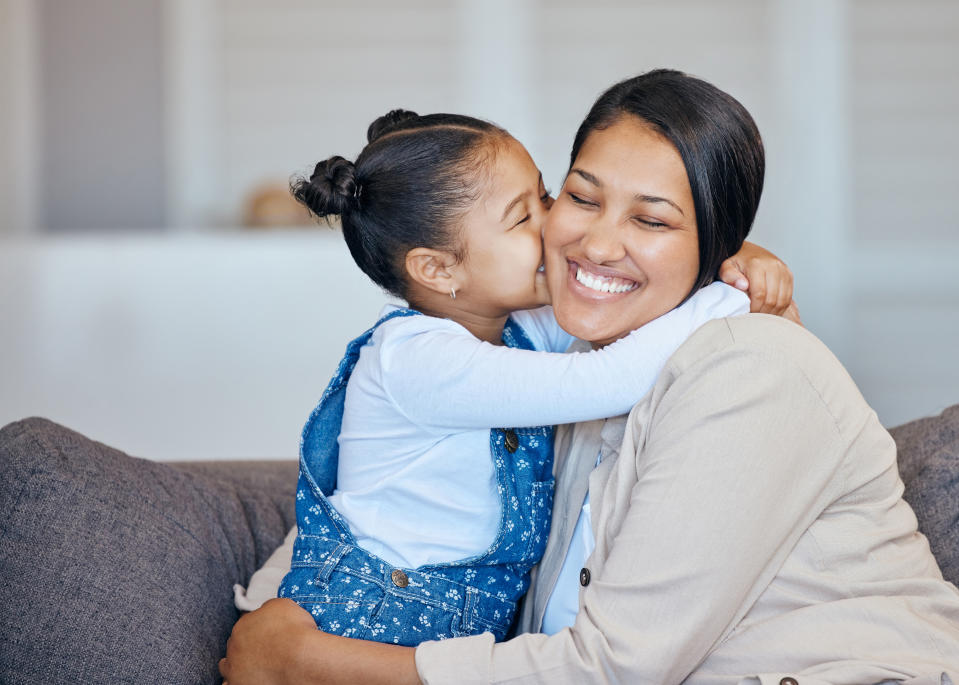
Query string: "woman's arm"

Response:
xmin=219 ymin=598 xmax=419 ymax=685
xmin=384 ymin=282 xmax=748 ymax=431
xmin=222 ymin=319 xmax=851 ymax=685
xmin=415 ymin=318 xmax=852 ymax=684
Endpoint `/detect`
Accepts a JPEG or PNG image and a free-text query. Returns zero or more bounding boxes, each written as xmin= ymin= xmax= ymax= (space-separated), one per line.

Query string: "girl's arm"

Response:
xmin=381 ymin=283 xmax=748 ymax=431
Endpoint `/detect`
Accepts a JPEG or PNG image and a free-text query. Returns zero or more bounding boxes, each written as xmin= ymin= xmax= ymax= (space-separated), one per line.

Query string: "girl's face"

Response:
xmin=544 ymin=115 xmax=700 ymax=347
xmin=455 ymin=136 xmax=552 ymax=317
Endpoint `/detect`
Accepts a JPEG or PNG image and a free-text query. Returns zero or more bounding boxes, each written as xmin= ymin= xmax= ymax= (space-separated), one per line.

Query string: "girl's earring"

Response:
xmin=449 ymin=287 xmax=456 ymax=300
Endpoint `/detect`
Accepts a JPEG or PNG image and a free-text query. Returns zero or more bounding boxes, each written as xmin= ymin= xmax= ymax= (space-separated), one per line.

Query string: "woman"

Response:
xmin=220 ymin=70 xmax=959 ymax=684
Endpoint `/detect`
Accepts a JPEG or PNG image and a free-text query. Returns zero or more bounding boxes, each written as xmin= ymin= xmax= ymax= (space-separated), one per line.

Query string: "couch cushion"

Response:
xmin=0 ymin=418 xmax=296 ymax=685
xmin=889 ymin=404 xmax=959 ymax=588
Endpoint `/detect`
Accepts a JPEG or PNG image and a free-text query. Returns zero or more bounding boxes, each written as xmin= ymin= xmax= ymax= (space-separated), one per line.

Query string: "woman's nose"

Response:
xmin=581 ymin=220 xmax=626 ymax=264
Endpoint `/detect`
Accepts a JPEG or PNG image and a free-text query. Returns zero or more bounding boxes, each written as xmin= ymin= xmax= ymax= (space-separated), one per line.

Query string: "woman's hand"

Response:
xmin=219 ymin=598 xmax=421 ymax=685
xmin=719 ymin=241 xmax=795 ymax=316
xmin=220 ymin=598 xmax=317 ymax=685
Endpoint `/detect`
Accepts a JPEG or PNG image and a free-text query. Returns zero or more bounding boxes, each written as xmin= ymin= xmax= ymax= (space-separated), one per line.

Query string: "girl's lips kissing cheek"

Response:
xmin=567 ymin=259 xmax=640 ymax=298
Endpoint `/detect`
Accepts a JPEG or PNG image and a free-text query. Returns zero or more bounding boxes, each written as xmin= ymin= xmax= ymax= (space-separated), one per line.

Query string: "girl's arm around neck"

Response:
xmin=219 ymin=598 xmax=420 ymax=685
xmin=382 ymin=283 xmax=748 ymax=431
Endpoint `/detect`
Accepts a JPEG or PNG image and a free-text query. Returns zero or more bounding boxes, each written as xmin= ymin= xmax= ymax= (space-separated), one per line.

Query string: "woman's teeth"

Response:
xmin=575 ymin=267 xmax=638 ymax=294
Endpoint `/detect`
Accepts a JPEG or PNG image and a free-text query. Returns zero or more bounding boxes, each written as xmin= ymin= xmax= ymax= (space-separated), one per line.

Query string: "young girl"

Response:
xmin=271 ymin=109 xmax=792 ymax=646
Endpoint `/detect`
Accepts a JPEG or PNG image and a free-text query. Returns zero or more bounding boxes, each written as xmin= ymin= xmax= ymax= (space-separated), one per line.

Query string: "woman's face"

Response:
xmin=544 ymin=115 xmax=700 ymax=347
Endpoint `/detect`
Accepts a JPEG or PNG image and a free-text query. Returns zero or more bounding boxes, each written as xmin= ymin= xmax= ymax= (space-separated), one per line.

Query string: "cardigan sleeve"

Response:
xmin=416 ymin=320 xmax=851 ymax=684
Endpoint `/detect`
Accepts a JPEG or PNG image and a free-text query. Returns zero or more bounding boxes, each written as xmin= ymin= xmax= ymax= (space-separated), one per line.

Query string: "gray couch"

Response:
xmin=1 ymin=408 xmax=958 ymax=684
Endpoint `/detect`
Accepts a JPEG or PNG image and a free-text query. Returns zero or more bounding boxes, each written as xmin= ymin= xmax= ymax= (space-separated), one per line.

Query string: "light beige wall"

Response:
xmin=0 ymin=0 xmax=37 ymax=236
xmin=38 ymin=0 xmax=168 ymax=231
xmin=0 ymin=1 xmax=15 ymax=234
xmin=843 ymin=0 xmax=959 ymax=426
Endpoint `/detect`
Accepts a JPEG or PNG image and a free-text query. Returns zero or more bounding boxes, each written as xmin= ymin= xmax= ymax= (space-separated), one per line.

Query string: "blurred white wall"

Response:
xmin=0 ymin=232 xmax=390 ymax=459
xmin=0 ymin=0 xmax=957 ymax=460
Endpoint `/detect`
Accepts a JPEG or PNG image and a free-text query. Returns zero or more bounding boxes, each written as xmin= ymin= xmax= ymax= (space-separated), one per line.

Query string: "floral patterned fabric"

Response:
xmin=279 ymin=308 xmax=555 ymax=645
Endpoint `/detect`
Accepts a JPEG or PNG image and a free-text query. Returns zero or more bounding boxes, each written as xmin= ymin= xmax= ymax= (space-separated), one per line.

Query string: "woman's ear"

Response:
xmin=405 ymin=248 xmax=462 ymax=296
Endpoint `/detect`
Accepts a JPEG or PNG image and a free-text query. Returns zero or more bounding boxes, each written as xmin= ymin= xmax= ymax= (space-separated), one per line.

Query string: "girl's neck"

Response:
xmin=410 ymin=300 xmax=508 ymax=346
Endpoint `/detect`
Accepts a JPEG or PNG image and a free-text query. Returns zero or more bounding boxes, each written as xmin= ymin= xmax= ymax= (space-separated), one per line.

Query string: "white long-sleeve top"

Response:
xmin=331 ymin=282 xmax=748 ymax=569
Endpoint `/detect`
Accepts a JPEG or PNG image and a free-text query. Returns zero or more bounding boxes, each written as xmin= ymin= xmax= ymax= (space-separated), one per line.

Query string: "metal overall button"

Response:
xmin=390 ymin=569 xmax=409 ymax=588
xmin=504 ymin=429 xmax=519 ymax=453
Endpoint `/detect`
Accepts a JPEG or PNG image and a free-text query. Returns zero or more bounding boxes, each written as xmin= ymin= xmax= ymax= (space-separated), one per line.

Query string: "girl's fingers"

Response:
xmin=744 ymin=259 xmax=794 ymax=314
xmin=773 ymin=264 xmax=794 ymax=312
xmin=783 ymin=300 xmax=803 ymax=326
xmin=747 ymin=267 xmax=768 ymax=313
xmin=763 ymin=270 xmax=784 ymax=314
xmin=719 ymin=258 xmax=749 ymax=291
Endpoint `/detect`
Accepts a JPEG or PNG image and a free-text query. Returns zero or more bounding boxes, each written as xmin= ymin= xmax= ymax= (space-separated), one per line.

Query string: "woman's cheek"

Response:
xmin=543 ymin=197 xmax=571 ymax=242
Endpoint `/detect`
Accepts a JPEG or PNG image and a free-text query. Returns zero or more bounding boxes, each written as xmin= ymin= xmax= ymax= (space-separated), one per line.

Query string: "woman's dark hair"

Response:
xmin=570 ymin=69 xmax=765 ymax=296
xmin=291 ymin=109 xmax=507 ymax=299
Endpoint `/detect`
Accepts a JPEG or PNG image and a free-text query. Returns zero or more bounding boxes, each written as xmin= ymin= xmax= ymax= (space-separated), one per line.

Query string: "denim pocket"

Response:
xmin=280 ymin=564 xmax=384 ymax=639
xmin=452 ymin=586 xmax=514 ymax=641
xmin=298 ymin=595 xmax=382 ymax=639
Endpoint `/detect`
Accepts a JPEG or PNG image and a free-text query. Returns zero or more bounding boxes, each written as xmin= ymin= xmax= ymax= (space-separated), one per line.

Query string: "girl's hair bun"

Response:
xmin=290 ymin=156 xmax=358 ymax=217
xmin=367 ymin=109 xmax=419 ymax=143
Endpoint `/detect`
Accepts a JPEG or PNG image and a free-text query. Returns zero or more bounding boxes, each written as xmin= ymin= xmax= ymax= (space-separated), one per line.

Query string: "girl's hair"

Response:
xmin=570 ymin=69 xmax=765 ymax=295
xmin=291 ymin=110 xmax=508 ymax=299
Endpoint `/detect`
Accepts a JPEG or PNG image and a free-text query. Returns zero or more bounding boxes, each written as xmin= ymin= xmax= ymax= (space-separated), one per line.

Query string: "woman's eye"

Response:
xmin=567 ymin=192 xmax=596 ymax=207
xmin=635 ymin=217 xmax=668 ymax=229
xmin=514 ymin=214 xmax=531 ymax=227
xmin=540 ymin=189 xmax=552 ymax=204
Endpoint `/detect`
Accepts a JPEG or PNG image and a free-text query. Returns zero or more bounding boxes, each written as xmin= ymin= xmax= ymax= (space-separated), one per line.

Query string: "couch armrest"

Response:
xmin=0 ymin=418 xmax=295 ymax=685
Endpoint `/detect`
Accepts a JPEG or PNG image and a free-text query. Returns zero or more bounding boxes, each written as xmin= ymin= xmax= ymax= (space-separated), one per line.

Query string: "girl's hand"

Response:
xmin=781 ymin=300 xmax=803 ymax=326
xmin=719 ymin=241 xmax=795 ymax=315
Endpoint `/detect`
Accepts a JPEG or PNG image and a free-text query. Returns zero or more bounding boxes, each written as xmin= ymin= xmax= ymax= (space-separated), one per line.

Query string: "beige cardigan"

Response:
xmin=416 ymin=315 xmax=959 ymax=684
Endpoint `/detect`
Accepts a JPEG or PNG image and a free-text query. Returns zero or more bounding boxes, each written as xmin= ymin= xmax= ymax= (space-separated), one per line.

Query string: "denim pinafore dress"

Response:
xmin=278 ymin=308 xmax=555 ymax=645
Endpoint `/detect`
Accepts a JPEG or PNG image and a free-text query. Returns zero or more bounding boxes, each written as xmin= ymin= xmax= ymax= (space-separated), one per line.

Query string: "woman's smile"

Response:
xmin=568 ymin=258 xmax=641 ymax=296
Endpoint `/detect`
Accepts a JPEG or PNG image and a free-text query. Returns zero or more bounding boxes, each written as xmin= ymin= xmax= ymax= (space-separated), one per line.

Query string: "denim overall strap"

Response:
xmin=298 ymin=307 xmax=421 ymax=498
xmin=501 ymin=315 xmax=536 ymax=351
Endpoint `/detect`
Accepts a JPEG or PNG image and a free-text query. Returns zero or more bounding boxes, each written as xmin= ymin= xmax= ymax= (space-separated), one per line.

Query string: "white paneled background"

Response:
xmin=0 ymin=0 xmax=957 ymax=460
xmin=844 ymin=0 xmax=959 ymax=432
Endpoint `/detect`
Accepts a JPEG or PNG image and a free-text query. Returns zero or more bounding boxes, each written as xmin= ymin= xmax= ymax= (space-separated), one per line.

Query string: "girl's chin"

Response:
xmin=514 ymin=288 xmax=551 ymax=311
xmin=533 ymin=272 xmax=551 ymax=307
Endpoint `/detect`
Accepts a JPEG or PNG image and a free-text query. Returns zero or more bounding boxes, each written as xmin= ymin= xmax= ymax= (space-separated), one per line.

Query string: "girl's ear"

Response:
xmin=405 ymin=248 xmax=463 ymax=296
